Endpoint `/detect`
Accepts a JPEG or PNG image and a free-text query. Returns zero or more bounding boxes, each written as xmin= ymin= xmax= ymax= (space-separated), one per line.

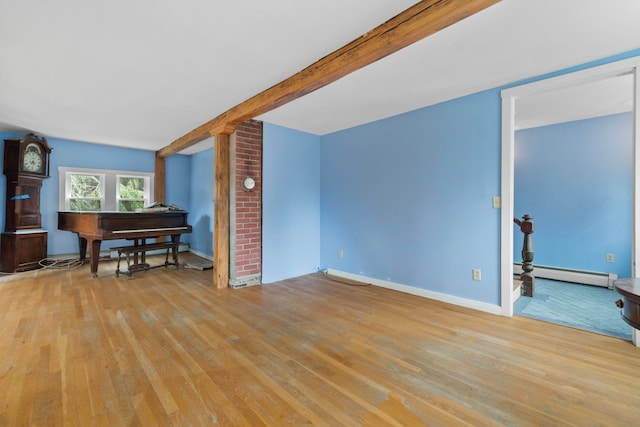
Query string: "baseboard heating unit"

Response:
xmin=514 ymin=263 xmax=617 ymax=288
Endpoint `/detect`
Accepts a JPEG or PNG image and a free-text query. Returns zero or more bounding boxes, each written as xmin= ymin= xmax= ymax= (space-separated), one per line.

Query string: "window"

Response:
xmin=68 ymin=172 xmax=105 ymax=211
xmin=59 ymin=167 xmax=154 ymax=211
xmin=117 ymin=175 xmax=148 ymax=211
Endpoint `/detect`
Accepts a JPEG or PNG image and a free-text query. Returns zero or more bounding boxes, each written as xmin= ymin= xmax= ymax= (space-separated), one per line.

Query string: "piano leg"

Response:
xmin=78 ymin=235 xmax=88 ymax=260
xmin=171 ymin=235 xmax=181 ymax=265
xmin=88 ymin=239 xmax=102 ymax=277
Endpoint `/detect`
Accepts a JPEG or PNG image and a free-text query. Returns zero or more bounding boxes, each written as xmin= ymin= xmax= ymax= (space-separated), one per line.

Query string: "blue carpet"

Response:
xmin=514 ymin=278 xmax=632 ymax=340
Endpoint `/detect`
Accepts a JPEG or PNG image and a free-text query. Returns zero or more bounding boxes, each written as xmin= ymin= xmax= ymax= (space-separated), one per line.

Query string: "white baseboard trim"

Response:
xmin=188 ymin=248 xmax=214 ymax=261
xmin=512 ymin=281 xmax=522 ymax=303
xmin=326 ymin=269 xmax=503 ymax=316
xmin=513 ymin=263 xmax=617 ymax=288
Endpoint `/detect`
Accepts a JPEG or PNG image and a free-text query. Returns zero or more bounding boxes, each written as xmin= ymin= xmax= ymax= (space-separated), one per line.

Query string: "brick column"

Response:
xmin=229 ymin=120 xmax=262 ymax=288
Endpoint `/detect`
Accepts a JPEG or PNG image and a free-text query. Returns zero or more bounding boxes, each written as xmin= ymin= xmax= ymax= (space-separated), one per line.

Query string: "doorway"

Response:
xmin=500 ymin=57 xmax=640 ymax=329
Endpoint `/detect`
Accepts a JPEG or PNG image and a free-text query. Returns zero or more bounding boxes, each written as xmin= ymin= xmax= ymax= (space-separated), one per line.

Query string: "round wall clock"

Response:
xmin=243 ymin=176 xmax=255 ymax=190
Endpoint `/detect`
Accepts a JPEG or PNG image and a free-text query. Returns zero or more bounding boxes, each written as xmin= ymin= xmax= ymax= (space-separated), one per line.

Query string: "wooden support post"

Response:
xmin=213 ymin=132 xmax=232 ymax=288
xmin=154 ymin=154 xmax=167 ymax=243
xmin=154 ymin=154 xmax=166 ymax=204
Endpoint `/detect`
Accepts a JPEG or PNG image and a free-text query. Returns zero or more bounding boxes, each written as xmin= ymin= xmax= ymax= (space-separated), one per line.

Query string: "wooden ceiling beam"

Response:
xmin=157 ymin=0 xmax=500 ymax=158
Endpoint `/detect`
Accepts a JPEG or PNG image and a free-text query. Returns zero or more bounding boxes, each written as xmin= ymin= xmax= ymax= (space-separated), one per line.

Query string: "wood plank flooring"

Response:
xmin=1 ymin=253 xmax=639 ymax=426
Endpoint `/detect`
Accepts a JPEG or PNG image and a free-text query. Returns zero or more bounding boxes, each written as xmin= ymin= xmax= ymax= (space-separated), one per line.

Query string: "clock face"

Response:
xmin=243 ymin=177 xmax=255 ymax=190
xmin=23 ymin=143 xmax=43 ymax=173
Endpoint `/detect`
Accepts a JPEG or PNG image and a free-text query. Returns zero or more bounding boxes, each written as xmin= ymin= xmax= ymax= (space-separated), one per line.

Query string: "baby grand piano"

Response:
xmin=58 ymin=211 xmax=192 ymax=277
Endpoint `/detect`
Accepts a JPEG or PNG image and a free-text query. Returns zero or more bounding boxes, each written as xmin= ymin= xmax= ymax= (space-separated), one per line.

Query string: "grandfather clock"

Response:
xmin=1 ymin=133 xmax=52 ymax=272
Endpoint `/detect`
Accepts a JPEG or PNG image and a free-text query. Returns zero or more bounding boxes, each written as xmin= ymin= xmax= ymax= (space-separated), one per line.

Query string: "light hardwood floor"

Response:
xmin=1 ymin=253 xmax=639 ymax=426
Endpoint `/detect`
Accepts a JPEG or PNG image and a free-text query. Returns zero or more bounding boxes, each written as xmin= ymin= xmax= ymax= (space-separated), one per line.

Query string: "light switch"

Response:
xmin=492 ymin=196 xmax=501 ymax=209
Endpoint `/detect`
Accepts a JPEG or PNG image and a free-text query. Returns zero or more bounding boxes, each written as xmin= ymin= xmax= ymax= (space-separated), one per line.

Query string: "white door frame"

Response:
xmin=500 ymin=57 xmax=640 ymax=317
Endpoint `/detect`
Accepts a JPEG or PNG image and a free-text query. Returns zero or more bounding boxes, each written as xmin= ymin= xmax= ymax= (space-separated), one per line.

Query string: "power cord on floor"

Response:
xmin=318 ymin=270 xmax=371 ymax=287
xmin=39 ymin=257 xmax=86 ymax=270
xmin=0 ymin=257 xmax=86 ymax=276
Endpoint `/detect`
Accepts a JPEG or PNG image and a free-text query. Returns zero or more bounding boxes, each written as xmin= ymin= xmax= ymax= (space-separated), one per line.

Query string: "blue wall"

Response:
xmin=3 ymin=48 xmax=639 ymax=308
xmin=166 ymin=154 xmax=192 ymax=224
xmin=188 ymin=148 xmax=214 ymax=257
xmin=0 ymin=132 xmax=191 ymax=255
xmin=262 ymin=123 xmax=321 ymax=283
xmin=514 ymin=113 xmax=633 ymax=278
xmin=311 ymin=49 xmax=640 ymax=307
xmin=320 ymin=90 xmax=502 ymax=305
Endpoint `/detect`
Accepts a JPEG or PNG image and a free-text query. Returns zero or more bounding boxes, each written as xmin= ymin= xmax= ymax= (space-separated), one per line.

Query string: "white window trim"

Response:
xmin=59 ymin=166 xmax=155 ymax=211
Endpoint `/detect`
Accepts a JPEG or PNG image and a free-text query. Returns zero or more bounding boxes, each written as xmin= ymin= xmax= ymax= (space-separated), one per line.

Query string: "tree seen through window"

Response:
xmin=70 ymin=174 xmax=102 ymax=211
xmin=118 ymin=177 xmax=146 ymax=211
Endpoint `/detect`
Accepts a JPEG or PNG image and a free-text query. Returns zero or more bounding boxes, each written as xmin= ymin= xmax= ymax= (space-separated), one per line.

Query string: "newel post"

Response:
xmin=514 ymin=214 xmax=535 ymax=297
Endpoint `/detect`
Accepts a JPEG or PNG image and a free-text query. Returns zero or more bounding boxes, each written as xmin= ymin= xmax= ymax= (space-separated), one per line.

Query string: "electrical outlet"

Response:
xmin=606 ymin=253 xmax=615 ymax=263
xmin=492 ymin=196 xmax=501 ymax=209
xmin=472 ymin=269 xmax=481 ymax=281
xmin=338 ymin=249 xmax=344 ymax=258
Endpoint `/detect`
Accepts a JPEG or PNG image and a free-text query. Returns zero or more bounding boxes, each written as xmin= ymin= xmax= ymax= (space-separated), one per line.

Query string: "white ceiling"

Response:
xmin=514 ymin=72 xmax=634 ymax=130
xmin=1 ymin=0 xmax=639 ymax=155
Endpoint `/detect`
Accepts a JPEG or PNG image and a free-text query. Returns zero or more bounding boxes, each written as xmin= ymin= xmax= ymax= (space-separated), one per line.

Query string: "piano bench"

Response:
xmin=111 ymin=241 xmax=181 ymax=278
